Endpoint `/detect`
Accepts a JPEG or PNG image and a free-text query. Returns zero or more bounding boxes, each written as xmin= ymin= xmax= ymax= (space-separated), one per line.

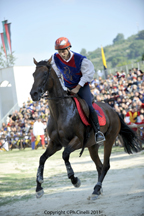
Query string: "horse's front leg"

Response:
xmin=62 ymin=136 xmax=81 ymax=188
xmin=36 ymin=140 xmax=62 ymax=198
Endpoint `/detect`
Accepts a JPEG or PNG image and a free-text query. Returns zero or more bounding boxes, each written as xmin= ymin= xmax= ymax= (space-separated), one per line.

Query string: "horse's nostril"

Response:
xmin=33 ymin=92 xmax=38 ymax=96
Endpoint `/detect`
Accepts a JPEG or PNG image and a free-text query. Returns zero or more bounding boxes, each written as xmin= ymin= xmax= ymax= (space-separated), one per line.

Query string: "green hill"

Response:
xmin=80 ymin=30 xmax=144 ymax=71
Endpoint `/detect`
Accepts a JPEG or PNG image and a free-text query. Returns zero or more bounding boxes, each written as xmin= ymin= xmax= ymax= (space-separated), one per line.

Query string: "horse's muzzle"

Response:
xmin=30 ymin=87 xmax=43 ymax=101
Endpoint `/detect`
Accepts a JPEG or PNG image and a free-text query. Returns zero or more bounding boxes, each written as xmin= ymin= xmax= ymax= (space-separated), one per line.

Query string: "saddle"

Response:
xmin=73 ymin=96 xmax=106 ymax=127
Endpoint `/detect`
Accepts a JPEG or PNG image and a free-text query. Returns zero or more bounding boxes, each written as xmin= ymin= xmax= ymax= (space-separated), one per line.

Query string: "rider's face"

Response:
xmin=58 ymin=47 xmax=70 ymax=60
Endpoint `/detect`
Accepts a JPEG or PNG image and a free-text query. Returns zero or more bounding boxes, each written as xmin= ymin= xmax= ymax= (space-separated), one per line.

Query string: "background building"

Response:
xmin=0 ymin=65 xmax=35 ymax=126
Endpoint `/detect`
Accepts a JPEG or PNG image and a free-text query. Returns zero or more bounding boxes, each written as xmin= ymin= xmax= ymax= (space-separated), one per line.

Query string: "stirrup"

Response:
xmin=95 ymin=131 xmax=105 ymax=144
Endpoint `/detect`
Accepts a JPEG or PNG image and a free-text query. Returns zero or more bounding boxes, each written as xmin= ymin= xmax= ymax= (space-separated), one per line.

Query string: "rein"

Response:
xmin=41 ymin=93 xmax=78 ymax=100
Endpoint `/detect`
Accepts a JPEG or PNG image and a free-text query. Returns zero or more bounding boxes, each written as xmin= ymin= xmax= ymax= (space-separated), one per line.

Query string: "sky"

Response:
xmin=0 ymin=0 xmax=144 ymax=66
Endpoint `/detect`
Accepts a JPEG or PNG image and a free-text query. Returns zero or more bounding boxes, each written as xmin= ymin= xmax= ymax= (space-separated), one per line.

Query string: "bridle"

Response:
xmin=36 ymin=63 xmax=77 ymax=100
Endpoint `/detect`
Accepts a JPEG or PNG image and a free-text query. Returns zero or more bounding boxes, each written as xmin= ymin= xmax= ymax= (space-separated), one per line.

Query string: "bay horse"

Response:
xmin=30 ymin=58 xmax=140 ymax=200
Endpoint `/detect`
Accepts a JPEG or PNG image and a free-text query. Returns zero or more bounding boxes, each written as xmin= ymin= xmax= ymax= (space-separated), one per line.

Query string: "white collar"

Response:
xmin=60 ymin=50 xmax=73 ymax=62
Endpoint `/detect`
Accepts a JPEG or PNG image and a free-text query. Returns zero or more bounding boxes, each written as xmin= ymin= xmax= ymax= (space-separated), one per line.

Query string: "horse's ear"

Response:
xmin=33 ymin=58 xmax=38 ymax=65
xmin=47 ymin=56 xmax=52 ymax=66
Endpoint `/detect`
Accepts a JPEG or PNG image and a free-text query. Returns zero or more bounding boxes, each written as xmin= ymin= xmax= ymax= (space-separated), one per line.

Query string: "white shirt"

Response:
xmin=1 ymin=140 xmax=9 ymax=151
xmin=51 ymin=51 xmax=95 ymax=88
xmin=33 ymin=121 xmax=46 ymax=136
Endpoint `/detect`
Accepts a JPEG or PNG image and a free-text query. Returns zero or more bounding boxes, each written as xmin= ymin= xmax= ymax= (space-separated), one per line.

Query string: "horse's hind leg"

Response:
xmin=88 ymin=138 xmax=114 ymax=200
xmin=88 ymin=144 xmax=103 ymax=198
xmin=62 ymin=136 xmax=81 ymax=188
xmin=36 ymin=141 xmax=62 ymax=198
xmin=88 ymin=144 xmax=103 ymax=182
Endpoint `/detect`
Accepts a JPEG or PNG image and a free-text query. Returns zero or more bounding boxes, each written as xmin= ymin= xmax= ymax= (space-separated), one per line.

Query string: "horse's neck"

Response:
xmin=48 ymin=68 xmax=72 ymax=118
xmin=49 ymin=68 xmax=65 ymax=97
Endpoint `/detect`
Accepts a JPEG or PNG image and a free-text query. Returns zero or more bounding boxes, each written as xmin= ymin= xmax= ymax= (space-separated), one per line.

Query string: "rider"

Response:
xmin=51 ymin=37 xmax=105 ymax=143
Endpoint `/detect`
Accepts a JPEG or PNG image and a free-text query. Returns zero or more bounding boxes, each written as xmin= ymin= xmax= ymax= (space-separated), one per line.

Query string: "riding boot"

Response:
xmin=89 ymin=110 xmax=105 ymax=144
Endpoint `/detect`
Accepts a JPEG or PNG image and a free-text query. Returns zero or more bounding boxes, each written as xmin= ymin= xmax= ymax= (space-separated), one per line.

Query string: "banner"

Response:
xmin=0 ymin=33 xmax=7 ymax=58
xmin=7 ymin=23 xmax=12 ymax=52
xmin=101 ymin=46 xmax=107 ymax=69
xmin=4 ymin=23 xmax=12 ymax=53
xmin=101 ymin=46 xmax=107 ymax=79
xmin=2 ymin=20 xmax=9 ymax=53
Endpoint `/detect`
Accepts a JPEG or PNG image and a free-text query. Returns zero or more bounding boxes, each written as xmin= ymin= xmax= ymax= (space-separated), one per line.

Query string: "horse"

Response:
xmin=30 ymin=58 xmax=140 ymax=200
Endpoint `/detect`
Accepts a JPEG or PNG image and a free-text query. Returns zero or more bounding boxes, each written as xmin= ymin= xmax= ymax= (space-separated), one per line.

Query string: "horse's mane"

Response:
xmin=37 ymin=60 xmax=48 ymax=66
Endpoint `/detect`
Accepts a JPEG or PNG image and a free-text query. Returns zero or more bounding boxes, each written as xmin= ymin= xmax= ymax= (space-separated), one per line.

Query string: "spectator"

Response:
xmin=30 ymin=128 xmax=35 ymax=150
xmin=33 ymin=117 xmax=46 ymax=149
xmin=124 ymin=106 xmax=141 ymax=125
xmin=0 ymin=134 xmax=9 ymax=151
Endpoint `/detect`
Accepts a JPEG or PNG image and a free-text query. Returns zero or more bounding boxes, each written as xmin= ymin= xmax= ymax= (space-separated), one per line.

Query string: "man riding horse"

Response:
xmin=30 ymin=39 xmax=140 ymax=199
xmin=51 ymin=37 xmax=105 ymax=143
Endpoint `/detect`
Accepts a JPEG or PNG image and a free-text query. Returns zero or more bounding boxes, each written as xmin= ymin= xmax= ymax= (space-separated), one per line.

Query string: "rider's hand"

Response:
xmin=69 ymin=84 xmax=81 ymax=94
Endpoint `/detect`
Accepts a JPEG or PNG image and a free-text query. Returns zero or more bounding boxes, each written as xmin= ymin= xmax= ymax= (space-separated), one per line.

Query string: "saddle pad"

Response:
xmin=92 ymin=103 xmax=106 ymax=126
xmin=73 ymin=97 xmax=106 ymax=126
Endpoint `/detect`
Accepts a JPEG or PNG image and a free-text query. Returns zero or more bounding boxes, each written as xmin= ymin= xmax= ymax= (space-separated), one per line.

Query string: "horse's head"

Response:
xmin=30 ymin=58 xmax=53 ymax=101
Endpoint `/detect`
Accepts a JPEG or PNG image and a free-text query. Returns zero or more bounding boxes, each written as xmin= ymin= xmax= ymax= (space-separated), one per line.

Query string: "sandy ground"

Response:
xmin=0 ymin=150 xmax=144 ymax=216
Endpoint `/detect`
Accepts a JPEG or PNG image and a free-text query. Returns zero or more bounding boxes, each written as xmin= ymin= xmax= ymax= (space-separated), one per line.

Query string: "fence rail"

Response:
xmin=95 ymin=60 xmax=144 ymax=78
xmin=108 ymin=60 xmax=144 ymax=75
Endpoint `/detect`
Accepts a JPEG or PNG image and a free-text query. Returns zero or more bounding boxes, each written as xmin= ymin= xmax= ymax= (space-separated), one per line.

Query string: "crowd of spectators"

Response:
xmin=90 ymin=68 xmax=144 ymax=124
xmin=0 ymin=98 xmax=49 ymax=151
xmin=0 ymin=67 xmax=144 ymax=151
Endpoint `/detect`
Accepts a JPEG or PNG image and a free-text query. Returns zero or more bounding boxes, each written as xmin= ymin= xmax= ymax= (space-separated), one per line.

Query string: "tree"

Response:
xmin=142 ymin=53 xmax=144 ymax=61
xmin=80 ymin=48 xmax=87 ymax=56
xmin=0 ymin=45 xmax=16 ymax=68
xmin=113 ymin=33 xmax=124 ymax=44
xmin=107 ymin=55 xmax=125 ymax=67
xmin=127 ymin=40 xmax=144 ymax=59
xmin=137 ymin=30 xmax=144 ymax=40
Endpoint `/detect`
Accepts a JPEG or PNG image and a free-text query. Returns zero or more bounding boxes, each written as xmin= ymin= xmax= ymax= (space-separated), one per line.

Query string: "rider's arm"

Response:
xmin=78 ymin=58 xmax=95 ymax=87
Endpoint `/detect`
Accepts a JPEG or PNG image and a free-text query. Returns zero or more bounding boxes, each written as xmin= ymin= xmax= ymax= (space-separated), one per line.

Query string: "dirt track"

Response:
xmin=0 ymin=150 xmax=144 ymax=216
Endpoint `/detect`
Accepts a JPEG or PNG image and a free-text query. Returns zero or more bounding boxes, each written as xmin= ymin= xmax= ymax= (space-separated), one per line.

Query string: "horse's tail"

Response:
xmin=118 ymin=113 xmax=141 ymax=154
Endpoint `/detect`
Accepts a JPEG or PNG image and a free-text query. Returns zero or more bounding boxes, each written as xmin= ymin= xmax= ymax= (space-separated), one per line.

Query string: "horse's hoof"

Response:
xmin=87 ymin=188 xmax=103 ymax=200
xmin=36 ymin=189 xmax=44 ymax=198
xmin=73 ymin=178 xmax=81 ymax=188
xmin=87 ymin=194 xmax=99 ymax=201
xmin=37 ymin=177 xmax=43 ymax=184
xmin=100 ymin=187 xmax=103 ymax=194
